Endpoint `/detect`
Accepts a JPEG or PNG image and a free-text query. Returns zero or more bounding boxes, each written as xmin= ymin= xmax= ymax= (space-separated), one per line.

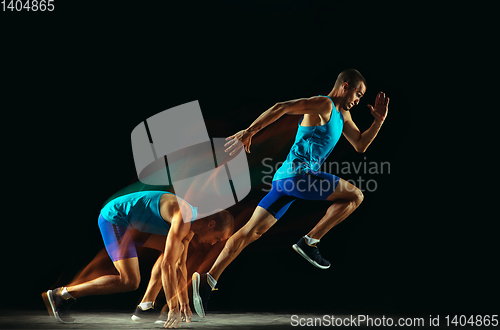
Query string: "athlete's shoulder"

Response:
xmin=306 ymin=95 xmax=333 ymax=105
xmin=284 ymin=95 xmax=332 ymax=115
xmin=308 ymin=95 xmax=334 ymax=112
xmin=319 ymin=95 xmax=336 ymax=108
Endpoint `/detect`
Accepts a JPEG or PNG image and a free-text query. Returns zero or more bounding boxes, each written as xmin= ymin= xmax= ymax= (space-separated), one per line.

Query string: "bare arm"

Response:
xmin=177 ymin=232 xmax=194 ymax=322
xmin=225 ymin=96 xmax=332 ymax=155
xmin=342 ymin=91 xmax=389 ymax=153
xmin=162 ymin=206 xmax=191 ymax=328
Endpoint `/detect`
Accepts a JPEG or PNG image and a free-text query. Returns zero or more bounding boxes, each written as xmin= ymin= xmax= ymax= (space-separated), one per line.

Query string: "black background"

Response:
xmin=1 ymin=0 xmax=497 ymax=319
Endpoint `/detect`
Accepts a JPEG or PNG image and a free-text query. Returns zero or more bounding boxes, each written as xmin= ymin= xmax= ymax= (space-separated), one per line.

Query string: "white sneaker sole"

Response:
xmin=131 ymin=315 xmax=141 ymax=322
xmin=131 ymin=315 xmax=163 ymax=323
xmin=192 ymin=272 xmax=206 ymax=318
xmin=292 ymin=244 xmax=331 ymax=269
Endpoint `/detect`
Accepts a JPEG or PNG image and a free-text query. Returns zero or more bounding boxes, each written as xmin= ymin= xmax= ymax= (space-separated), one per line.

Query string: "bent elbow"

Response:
xmin=271 ymin=102 xmax=285 ymax=114
xmin=355 ymin=144 xmax=367 ymax=153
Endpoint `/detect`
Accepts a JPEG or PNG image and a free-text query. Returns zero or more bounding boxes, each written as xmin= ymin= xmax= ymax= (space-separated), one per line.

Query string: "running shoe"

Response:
xmin=292 ymin=237 xmax=331 ymax=269
xmin=192 ymin=272 xmax=216 ymax=318
xmin=155 ymin=305 xmax=168 ymax=324
xmin=131 ymin=303 xmax=159 ymax=322
xmin=42 ymin=287 xmax=76 ymax=323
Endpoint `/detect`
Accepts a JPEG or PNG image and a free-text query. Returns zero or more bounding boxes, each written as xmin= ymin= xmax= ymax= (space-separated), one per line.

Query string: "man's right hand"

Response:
xmin=164 ymin=309 xmax=181 ymax=329
xmin=225 ymin=129 xmax=254 ymax=155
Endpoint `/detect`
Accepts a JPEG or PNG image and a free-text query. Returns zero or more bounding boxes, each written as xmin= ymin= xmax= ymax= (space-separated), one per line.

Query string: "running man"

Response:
xmin=192 ymin=69 xmax=389 ymax=317
xmin=42 ymin=190 xmax=234 ymax=328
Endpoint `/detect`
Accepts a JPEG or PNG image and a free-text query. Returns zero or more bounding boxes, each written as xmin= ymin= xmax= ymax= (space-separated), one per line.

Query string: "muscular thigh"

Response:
xmin=99 ymin=215 xmax=139 ymax=262
xmin=113 ymin=257 xmax=140 ymax=281
xmin=286 ymin=172 xmax=339 ymax=200
xmin=258 ymin=172 xmax=340 ymax=220
xmin=257 ymin=181 xmax=297 ymax=220
xmin=325 ymin=177 xmax=361 ymax=201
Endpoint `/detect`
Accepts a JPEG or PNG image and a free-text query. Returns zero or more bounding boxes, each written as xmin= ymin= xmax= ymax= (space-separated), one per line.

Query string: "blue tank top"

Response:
xmin=273 ymin=96 xmax=344 ymax=181
xmin=100 ymin=191 xmax=198 ymax=235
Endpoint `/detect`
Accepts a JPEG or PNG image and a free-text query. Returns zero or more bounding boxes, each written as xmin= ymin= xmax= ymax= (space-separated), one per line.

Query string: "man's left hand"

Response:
xmin=368 ymin=91 xmax=389 ymax=123
xmin=180 ymin=303 xmax=193 ymax=323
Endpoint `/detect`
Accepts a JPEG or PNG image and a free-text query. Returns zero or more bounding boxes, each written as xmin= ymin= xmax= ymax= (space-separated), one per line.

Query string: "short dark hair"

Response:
xmin=207 ymin=209 xmax=234 ymax=234
xmin=334 ymin=69 xmax=366 ymax=90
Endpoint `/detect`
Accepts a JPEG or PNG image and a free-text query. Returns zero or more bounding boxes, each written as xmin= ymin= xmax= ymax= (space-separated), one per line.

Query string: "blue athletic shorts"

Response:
xmin=98 ymin=214 xmax=152 ymax=262
xmin=258 ymin=172 xmax=340 ymax=220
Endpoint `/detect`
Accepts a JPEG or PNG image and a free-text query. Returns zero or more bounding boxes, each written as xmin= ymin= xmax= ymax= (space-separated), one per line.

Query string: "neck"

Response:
xmin=190 ymin=218 xmax=204 ymax=234
xmin=327 ymin=88 xmax=343 ymax=112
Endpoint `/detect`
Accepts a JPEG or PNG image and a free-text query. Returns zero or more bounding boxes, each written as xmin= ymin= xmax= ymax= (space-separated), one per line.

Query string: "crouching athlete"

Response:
xmin=42 ymin=190 xmax=233 ymax=328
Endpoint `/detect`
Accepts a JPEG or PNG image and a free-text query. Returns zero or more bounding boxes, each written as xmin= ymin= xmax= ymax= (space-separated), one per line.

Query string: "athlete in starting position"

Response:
xmin=42 ymin=190 xmax=233 ymax=328
xmin=192 ymin=69 xmax=389 ymax=317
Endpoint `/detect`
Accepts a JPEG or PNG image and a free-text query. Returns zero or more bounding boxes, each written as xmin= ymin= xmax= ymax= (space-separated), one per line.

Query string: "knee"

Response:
xmin=248 ymin=229 xmax=264 ymax=243
xmin=226 ymin=222 xmax=270 ymax=254
xmin=352 ymin=188 xmax=364 ymax=207
xmin=240 ymin=226 xmax=266 ymax=246
xmin=120 ymin=274 xmax=140 ymax=291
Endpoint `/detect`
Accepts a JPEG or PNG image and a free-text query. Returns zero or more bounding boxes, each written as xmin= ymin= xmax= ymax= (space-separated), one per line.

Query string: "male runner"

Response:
xmin=192 ymin=69 xmax=389 ymax=317
xmin=42 ymin=190 xmax=233 ymax=328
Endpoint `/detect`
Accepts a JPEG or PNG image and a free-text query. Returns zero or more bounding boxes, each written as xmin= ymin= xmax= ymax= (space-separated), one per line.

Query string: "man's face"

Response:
xmin=342 ymin=82 xmax=366 ymax=111
xmin=199 ymin=222 xmax=230 ymax=245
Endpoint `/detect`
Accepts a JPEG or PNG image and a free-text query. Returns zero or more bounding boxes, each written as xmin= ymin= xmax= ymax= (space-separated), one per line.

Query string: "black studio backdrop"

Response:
xmin=2 ymin=0 xmax=497 ymax=317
